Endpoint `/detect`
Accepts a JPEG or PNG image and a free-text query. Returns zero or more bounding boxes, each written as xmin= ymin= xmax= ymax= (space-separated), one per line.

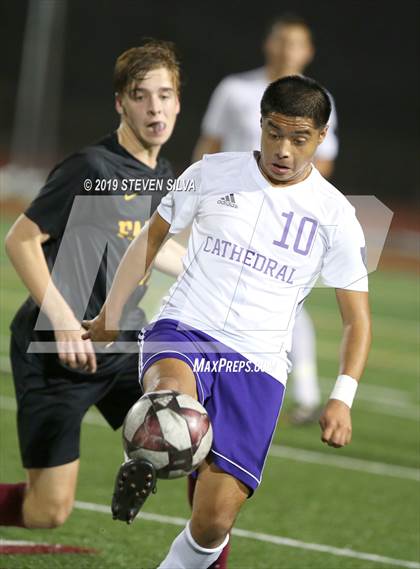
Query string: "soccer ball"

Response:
xmin=122 ymin=390 xmax=213 ymax=479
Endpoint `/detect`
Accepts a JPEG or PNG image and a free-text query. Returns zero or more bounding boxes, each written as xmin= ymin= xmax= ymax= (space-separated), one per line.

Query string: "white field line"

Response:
xmin=74 ymin=500 xmax=420 ymax=569
xmin=317 ymin=341 xmax=418 ymax=374
xmin=353 ymin=403 xmax=419 ymax=420
xmin=0 ymin=540 xmax=49 ymax=546
xmin=341 ymin=382 xmax=414 ymax=404
xmin=319 ymin=377 xmax=413 ymax=404
xmin=0 ymin=356 xmax=10 ymax=371
xmin=1 ymin=395 xmax=418 ymax=482
xmin=269 ymin=445 xmax=420 ymax=482
xmin=318 ymin=378 xmax=420 ymax=420
xmin=309 ymin=307 xmax=419 ymax=338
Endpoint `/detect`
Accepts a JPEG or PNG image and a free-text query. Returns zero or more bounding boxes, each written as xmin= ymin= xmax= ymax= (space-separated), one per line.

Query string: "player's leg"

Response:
xmin=288 ymin=308 xmax=322 ymax=424
xmin=147 ymin=350 xmax=227 ymax=564
xmin=192 ymin=460 xmax=247 ymax=546
xmin=23 ymin=461 xmax=79 ymax=528
xmin=95 ymin=352 xmax=143 ymax=430
xmin=187 ymin=474 xmax=231 ymax=569
xmin=0 ymin=336 xmax=107 ymax=528
xmin=111 ymin=357 xmax=197 ymax=523
xmin=0 ymin=483 xmax=26 ymax=526
xmin=142 ymin=357 xmax=198 ymax=399
xmin=1 ymin=411 xmax=81 ymax=528
xmin=158 ymin=460 xmax=247 ymax=569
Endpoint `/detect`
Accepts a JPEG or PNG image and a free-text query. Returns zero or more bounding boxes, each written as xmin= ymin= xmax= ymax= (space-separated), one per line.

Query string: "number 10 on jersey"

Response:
xmin=273 ymin=211 xmax=318 ymax=256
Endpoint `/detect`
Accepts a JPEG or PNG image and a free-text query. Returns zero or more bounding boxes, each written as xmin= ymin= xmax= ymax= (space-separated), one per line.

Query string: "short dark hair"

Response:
xmin=114 ymin=39 xmax=181 ymax=95
xmin=260 ymin=75 xmax=331 ymax=128
xmin=266 ymin=13 xmax=313 ymax=41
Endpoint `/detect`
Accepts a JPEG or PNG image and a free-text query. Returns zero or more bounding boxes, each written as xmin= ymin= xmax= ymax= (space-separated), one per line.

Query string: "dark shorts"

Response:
xmin=139 ymin=319 xmax=286 ymax=493
xmin=10 ymin=335 xmax=141 ymax=469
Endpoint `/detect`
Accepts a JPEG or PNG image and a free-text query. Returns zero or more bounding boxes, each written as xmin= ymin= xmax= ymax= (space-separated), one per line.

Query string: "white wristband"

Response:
xmin=329 ymin=374 xmax=358 ymax=408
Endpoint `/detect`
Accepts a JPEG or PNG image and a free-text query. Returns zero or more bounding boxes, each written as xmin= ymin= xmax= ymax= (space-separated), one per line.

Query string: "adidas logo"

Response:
xmin=217 ymin=193 xmax=238 ymax=208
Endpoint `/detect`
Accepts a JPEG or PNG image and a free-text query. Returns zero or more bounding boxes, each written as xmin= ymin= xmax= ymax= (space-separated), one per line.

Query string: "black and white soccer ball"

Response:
xmin=122 ymin=390 xmax=213 ymax=479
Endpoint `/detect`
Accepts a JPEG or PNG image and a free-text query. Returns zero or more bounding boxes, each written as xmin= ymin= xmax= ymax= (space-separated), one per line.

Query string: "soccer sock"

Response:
xmin=209 ymin=540 xmax=231 ymax=569
xmin=158 ymin=521 xmax=229 ymax=569
xmin=0 ymin=483 xmax=26 ymax=527
xmin=291 ymin=361 xmax=321 ymax=408
xmin=187 ymin=476 xmax=231 ymax=569
xmin=290 ymin=309 xmax=321 ymax=408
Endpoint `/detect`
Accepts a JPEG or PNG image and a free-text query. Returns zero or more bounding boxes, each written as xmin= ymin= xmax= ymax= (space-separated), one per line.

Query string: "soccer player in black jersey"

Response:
xmin=0 ymin=40 xmax=184 ymax=529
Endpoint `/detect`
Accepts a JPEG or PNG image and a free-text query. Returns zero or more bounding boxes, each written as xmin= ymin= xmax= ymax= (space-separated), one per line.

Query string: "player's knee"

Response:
xmin=143 ymin=359 xmax=198 ymax=400
xmin=191 ymin=512 xmax=233 ymax=548
xmin=145 ymin=375 xmax=196 ymax=399
xmin=24 ymin=497 xmax=74 ymax=529
xmin=46 ymin=501 xmax=73 ymax=528
xmin=154 ymin=375 xmax=183 ymax=392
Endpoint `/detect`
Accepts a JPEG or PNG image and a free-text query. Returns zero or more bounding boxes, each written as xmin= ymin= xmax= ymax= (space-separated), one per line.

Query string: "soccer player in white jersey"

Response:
xmin=84 ymin=76 xmax=371 ymax=569
xmin=194 ymin=14 xmax=339 ymax=428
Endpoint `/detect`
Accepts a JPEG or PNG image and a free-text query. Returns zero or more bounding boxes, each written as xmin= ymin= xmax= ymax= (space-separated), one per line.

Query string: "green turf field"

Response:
xmin=0 ymin=217 xmax=419 ymax=569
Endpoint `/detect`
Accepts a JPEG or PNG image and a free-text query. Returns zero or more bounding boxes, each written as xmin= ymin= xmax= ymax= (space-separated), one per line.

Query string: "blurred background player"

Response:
xmin=0 ymin=39 xmax=185 ymax=529
xmin=193 ymin=14 xmax=339 ymax=425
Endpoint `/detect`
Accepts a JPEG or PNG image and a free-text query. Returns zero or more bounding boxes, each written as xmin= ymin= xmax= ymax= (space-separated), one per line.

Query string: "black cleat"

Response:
xmin=111 ymin=459 xmax=157 ymax=524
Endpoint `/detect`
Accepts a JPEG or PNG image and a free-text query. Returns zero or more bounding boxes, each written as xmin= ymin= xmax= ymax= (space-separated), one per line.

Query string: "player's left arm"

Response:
xmin=319 ymin=289 xmax=371 ymax=448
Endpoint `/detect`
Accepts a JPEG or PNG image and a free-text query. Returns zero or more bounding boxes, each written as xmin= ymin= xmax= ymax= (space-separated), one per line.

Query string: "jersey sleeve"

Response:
xmin=201 ymin=78 xmax=233 ymax=139
xmin=157 ymin=161 xmax=202 ymax=234
xmin=315 ymin=98 xmax=339 ymax=161
xmin=25 ymin=153 xmax=91 ymax=238
xmin=320 ymin=206 xmax=368 ymax=291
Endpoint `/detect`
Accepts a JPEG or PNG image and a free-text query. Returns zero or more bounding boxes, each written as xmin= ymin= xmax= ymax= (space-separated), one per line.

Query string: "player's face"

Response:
xmin=264 ymin=24 xmax=314 ymax=75
xmin=259 ymin=112 xmax=327 ymax=185
xmin=115 ymin=67 xmax=180 ymax=149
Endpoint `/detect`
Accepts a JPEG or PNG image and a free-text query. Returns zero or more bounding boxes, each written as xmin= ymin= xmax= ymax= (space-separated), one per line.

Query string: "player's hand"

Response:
xmin=54 ymin=325 xmax=97 ymax=373
xmin=319 ymin=399 xmax=352 ymax=448
xmin=81 ymin=312 xmax=119 ymax=344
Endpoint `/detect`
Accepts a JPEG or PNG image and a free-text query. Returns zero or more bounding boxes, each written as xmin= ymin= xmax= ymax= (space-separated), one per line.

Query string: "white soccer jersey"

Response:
xmin=156 ymin=152 xmax=367 ymax=384
xmin=202 ymin=67 xmax=338 ymax=160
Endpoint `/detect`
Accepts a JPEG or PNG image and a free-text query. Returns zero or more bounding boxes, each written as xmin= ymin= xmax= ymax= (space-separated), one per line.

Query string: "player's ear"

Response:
xmin=318 ymin=124 xmax=328 ymax=144
xmin=175 ymin=95 xmax=181 ymax=115
xmin=115 ymin=92 xmax=124 ymax=116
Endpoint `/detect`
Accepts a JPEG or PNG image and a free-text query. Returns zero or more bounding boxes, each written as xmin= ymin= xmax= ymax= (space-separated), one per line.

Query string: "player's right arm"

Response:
xmin=83 ymin=161 xmax=203 ymax=343
xmin=82 ymin=211 xmax=170 ymax=343
xmin=153 ymin=237 xmax=186 ymax=278
xmin=83 ymin=160 xmax=203 ymax=343
xmin=5 ymin=215 xmax=97 ymax=372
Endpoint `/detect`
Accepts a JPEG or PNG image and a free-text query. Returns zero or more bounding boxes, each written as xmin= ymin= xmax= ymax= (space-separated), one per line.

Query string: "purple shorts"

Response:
xmin=138 ymin=319 xmax=285 ymax=493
